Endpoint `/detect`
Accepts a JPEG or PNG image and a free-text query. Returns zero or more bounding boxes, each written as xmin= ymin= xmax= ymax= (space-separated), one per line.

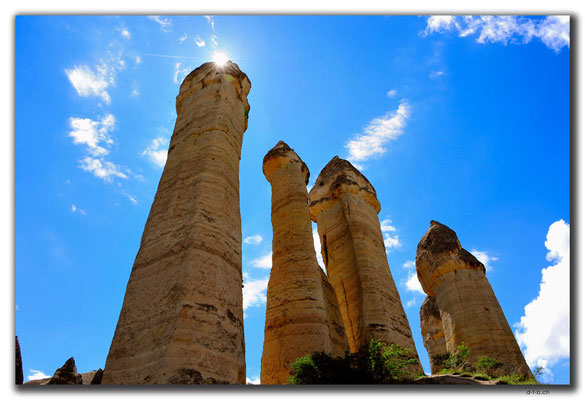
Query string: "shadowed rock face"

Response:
xmin=420 ymin=296 xmax=447 ymax=374
xmin=16 ymin=336 xmax=23 ymax=384
xmin=261 ymin=142 xmax=349 ymax=385
xmin=102 ymin=61 xmax=251 ymax=384
xmin=48 ymin=357 xmax=83 ymax=385
xmin=416 ymin=221 xmax=532 ymax=378
xmin=308 ymin=157 xmax=422 ymax=373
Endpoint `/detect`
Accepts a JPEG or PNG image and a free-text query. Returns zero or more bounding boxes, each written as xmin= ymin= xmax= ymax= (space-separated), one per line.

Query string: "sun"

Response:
xmin=212 ymin=52 xmax=229 ymax=67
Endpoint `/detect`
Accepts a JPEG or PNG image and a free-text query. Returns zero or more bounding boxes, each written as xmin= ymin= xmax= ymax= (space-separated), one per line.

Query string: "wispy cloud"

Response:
xmin=120 ymin=28 xmax=131 ymax=39
xmin=174 ymin=62 xmax=192 ymax=84
xmin=250 ymin=253 xmax=272 ymax=269
xmin=386 ymin=89 xmax=397 ymax=98
xmin=345 ymin=101 xmax=410 ymax=164
xmin=204 ymin=15 xmax=215 ymax=30
xmin=429 ymin=70 xmax=444 ymax=79
xmin=148 ymin=15 xmax=172 ymax=32
xmin=243 ymin=272 xmax=269 ymax=313
xmin=313 ymin=227 xmax=325 ymax=271
xmin=80 ymin=157 xmax=128 ymax=182
xmin=71 ymin=204 xmax=87 ymax=215
xmin=135 ymin=56 xmax=141 ymax=64
xmin=66 ymin=65 xmax=112 ymax=104
xmin=142 ymin=137 xmax=169 ymax=168
xmin=246 ymin=376 xmax=260 ymax=385
xmin=179 ymin=33 xmax=187 ymax=43
xmin=423 ymin=15 xmax=570 ymax=53
xmin=68 ymin=114 xmax=115 ymax=157
xmin=210 ymin=35 xmax=218 ymax=48
xmin=381 ymin=219 xmax=401 ymax=251
xmin=244 ymin=234 xmax=263 ymax=245
xmin=195 ymin=36 xmax=206 ymax=47
xmin=515 ymin=219 xmax=570 ymax=382
xmin=471 ymin=249 xmax=499 ymax=273
xmin=124 ymin=193 xmax=138 ymax=205
xmin=27 ymin=369 xmax=50 ymax=381
xmin=403 ymin=260 xmax=425 ymax=295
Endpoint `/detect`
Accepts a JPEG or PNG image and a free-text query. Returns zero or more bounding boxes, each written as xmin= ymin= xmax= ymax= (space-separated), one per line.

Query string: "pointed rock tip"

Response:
xmin=418 ymin=220 xmax=460 ymax=254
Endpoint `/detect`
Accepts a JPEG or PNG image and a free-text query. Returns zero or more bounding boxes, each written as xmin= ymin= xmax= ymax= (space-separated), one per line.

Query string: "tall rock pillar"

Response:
xmin=103 ymin=61 xmax=251 ymax=384
xmin=261 ymin=142 xmax=349 ymax=385
xmin=416 ymin=220 xmax=532 ymax=377
xmin=308 ymin=156 xmax=421 ymax=370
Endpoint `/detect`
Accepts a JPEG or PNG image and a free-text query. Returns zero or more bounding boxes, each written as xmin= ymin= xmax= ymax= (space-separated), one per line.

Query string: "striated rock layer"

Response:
xmin=308 ymin=157 xmax=422 ymax=372
xmin=103 ymin=61 xmax=251 ymax=384
xmin=261 ymin=142 xmax=349 ymax=385
xmin=420 ymin=295 xmax=447 ymax=374
xmin=416 ymin=220 xmax=532 ymax=377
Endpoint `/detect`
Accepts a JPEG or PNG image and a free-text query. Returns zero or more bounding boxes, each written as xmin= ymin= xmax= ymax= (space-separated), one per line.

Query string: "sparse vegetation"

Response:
xmin=289 ymin=339 xmax=418 ymax=384
xmin=434 ymin=342 xmax=538 ymax=385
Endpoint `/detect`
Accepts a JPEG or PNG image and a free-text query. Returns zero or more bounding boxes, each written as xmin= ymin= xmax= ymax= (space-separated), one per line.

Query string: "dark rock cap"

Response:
xmin=262 ymin=140 xmax=309 ymax=185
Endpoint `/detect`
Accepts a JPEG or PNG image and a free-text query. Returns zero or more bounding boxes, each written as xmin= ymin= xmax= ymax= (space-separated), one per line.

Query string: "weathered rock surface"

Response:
xmin=24 ymin=367 xmax=102 ymax=385
xmin=16 ymin=336 xmax=23 ymax=384
xmin=261 ymin=142 xmax=349 ymax=384
xmin=416 ymin=220 xmax=533 ymax=378
xmin=47 ymin=357 xmax=83 ymax=385
xmin=308 ymin=156 xmax=422 ymax=373
xmin=420 ymin=295 xmax=447 ymax=374
xmin=102 ymin=61 xmax=251 ymax=384
xmin=414 ymin=374 xmax=499 ymax=385
xmin=89 ymin=368 xmax=103 ymax=384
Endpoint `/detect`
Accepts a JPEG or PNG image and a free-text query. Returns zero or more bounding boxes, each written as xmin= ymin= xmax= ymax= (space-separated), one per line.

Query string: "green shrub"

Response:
xmin=431 ymin=353 xmax=450 ymax=370
xmin=475 ymin=356 xmax=504 ymax=375
xmin=288 ymin=339 xmax=418 ymax=384
xmin=444 ymin=342 xmax=470 ymax=370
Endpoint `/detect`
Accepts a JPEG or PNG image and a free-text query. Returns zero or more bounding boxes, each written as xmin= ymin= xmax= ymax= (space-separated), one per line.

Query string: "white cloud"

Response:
xmin=313 ymin=227 xmax=325 ymax=271
xmin=195 ymin=36 xmax=206 ymax=47
xmin=244 ymin=235 xmax=263 ymax=245
xmin=429 ymin=70 xmax=444 ymax=79
xmin=174 ymin=62 xmax=192 ymax=84
xmin=423 ymin=15 xmax=570 ymax=53
xmin=65 ymin=65 xmax=111 ymax=103
xmin=148 ymin=15 xmax=172 ymax=32
xmin=380 ymin=219 xmax=397 ymax=233
xmin=68 ymin=114 xmax=115 ymax=157
xmin=243 ymin=272 xmax=269 ymax=312
xmin=250 ymin=253 xmax=272 ymax=269
xmin=471 ymin=249 xmax=498 ymax=273
xmin=204 ymin=15 xmax=215 ymax=30
xmin=120 ymin=29 xmax=131 ymax=39
xmin=80 ymin=157 xmax=128 ymax=182
xmin=345 ymin=101 xmax=410 ymax=163
xmin=210 ymin=35 xmax=218 ymax=48
xmin=135 ymin=56 xmax=142 ymax=64
xmin=142 ymin=137 xmax=169 ymax=168
xmin=131 ymin=88 xmax=140 ymax=97
xmin=179 ymin=33 xmax=187 ymax=43
xmin=405 ymin=298 xmax=419 ymax=308
xmin=384 ymin=234 xmax=401 ymax=250
xmin=27 ymin=369 xmax=50 ymax=381
xmin=403 ymin=259 xmax=425 ymax=295
xmin=71 ymin=204 xmax=87 ymax=215
xmin=125 ymin=193 xmax=138 ymax=205
xmin=386 ymin=89 xmax=397 ymax=98
xmin=246 ymin=376 xmax=260 ymax=385
xmin=514 ymin=220 xmax=570 ymax=376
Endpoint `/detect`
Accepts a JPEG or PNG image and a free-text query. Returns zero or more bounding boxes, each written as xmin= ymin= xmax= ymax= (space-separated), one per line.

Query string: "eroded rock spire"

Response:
xmin=308 ymin=156 xmax=422 ymax=373
xmin=103 ymin=61 xmax=251 ymax=384
xmin=261 ymin=142 xmax=349 ymax=384
xmin=416 ymin=220 xmax=533 ymax=377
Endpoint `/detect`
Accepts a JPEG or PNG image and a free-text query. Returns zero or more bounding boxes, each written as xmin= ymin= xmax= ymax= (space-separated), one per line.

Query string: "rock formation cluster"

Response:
xmin=260 ymin=142 xmax=349 ymax=384
xmin=416 ymin=221 xmax=533 ymax=378
xmin=102 ymin=61 xmax=251 ymax=384
xmin=307 ymin=156 xmax=422 ymax=372
xmin=420 ymin=295 xmax=447 ymax=374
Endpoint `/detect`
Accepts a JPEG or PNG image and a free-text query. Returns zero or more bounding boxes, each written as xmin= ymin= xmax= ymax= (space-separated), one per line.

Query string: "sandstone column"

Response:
xmin=308 ymin=156 xmax=422 ymax=371
xmin=420 ymin=295 xmax=447 ymax=374
xmin=103 ymin=61 xmax=251 ymax=384
xmin=416 ymin=220 xmax=532 ymax=377
xmin=261 ymin=142 xmax=349 ymax=384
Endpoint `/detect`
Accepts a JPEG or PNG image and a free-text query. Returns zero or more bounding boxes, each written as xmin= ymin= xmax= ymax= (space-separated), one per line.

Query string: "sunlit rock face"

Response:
xmin=308 ymin=157 xmax=422 ymax=373
xmin=416 ymin=221 xmax=533 ymax=378
xmin=261 ymin=142 xmax=349 ymax=385
xmin=420 ymin=295 xmax=447 ymax=374
xmin=102 ymin=61 xmax=251 ymax=384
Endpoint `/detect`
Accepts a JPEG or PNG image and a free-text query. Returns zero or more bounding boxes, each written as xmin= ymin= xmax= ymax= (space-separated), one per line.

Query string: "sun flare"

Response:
xmin=212 ymin=52 xmax=229 ymax=67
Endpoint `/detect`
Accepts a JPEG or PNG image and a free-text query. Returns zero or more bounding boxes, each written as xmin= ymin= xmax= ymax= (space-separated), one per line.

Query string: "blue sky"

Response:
xmin=15 ymin=15 xmax=570 ymax=385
